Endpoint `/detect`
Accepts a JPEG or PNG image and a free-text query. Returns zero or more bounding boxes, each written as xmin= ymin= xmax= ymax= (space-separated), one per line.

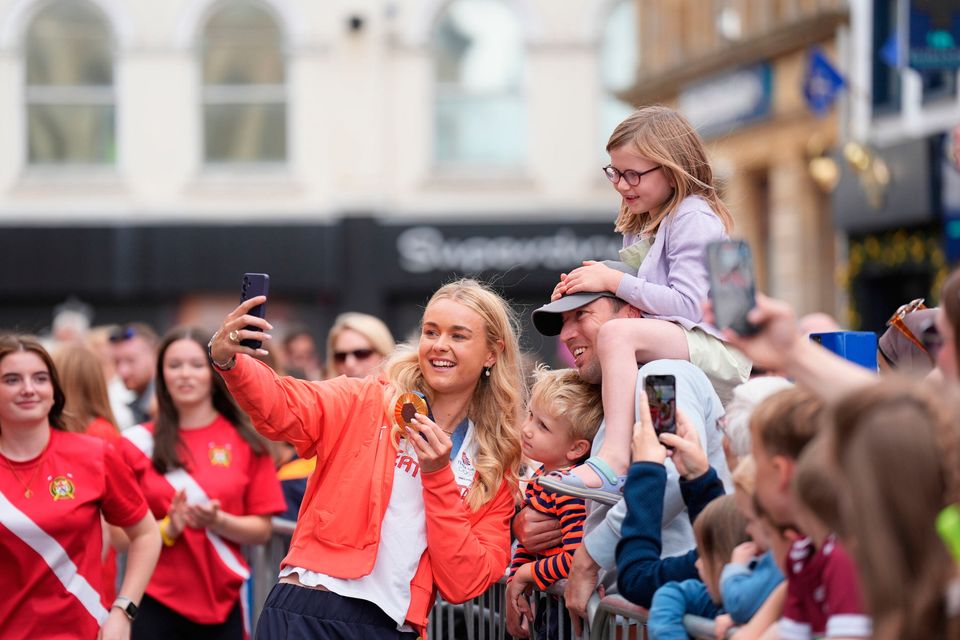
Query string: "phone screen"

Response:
xmin=707 ymin=240 xmax=757 ymax=335
xmin=644 ymin=374 xmax=676 ymax=437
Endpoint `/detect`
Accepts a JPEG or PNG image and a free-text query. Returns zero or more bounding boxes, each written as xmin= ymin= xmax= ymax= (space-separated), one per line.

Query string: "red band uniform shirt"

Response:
xmin=120 ymin=416 xmax=285 ymax=625
xmin=0 ymin=430 xmax=148 ymax=640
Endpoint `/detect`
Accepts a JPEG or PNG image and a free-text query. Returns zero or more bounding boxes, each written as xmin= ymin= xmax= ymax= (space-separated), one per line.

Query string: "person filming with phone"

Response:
xmin=207 ymin=279 xmax=524 ymax=639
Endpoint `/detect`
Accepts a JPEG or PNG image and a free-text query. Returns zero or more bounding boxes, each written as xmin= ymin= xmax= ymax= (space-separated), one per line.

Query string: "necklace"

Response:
xmin=0 ymin=446 xmax=43 ymax=498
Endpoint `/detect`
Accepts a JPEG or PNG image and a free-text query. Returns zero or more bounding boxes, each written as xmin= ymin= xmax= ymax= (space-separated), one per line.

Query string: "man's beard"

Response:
xmin=578 ymin=356 xmax=603 ymax=385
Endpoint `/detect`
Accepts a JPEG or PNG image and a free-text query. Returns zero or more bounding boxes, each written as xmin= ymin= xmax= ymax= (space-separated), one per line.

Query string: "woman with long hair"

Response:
xmin=54 ymin=343 xmax=125 ymax=602
xmin=54 ymin=344 xmax=121 ymax=440
xmin=0 ymin=335 xmax=160 ymax=640
xmin=208 ymin=279 xmax=524 ymax=639
xmin=829 ymin=379 xmax=960 ymax=640
xmin=119 ymin=327 xmax=285 ymax=639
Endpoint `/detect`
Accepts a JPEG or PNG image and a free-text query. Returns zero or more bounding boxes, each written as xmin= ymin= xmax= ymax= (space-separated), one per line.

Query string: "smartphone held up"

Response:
xmin=240 ymin=273 xmax=269 ymax=350
xmin=644 ymin=374 xmax=676 ymax=439
xmin=706 ymin=240 xmax=758 ymax=336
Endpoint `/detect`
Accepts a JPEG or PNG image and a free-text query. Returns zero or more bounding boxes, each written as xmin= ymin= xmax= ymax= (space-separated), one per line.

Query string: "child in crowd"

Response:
xmin=505 ymin=367 xmax=603 ymax=639
xmin=646 ymin=495 xmax=750 ymax=640
xmin=543 ymin=105 xmax=750 ymax=504
xmin=717 ymin=457 xmax=785 ymax=629
xmin=616 ymin=396 xmax=727 ymax=607
xmin=777 ymin=436 xmax=871 ymax=640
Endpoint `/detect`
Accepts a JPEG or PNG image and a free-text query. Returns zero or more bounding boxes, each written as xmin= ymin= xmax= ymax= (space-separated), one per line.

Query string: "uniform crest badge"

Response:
xmin=208 ymin=443 xmax=232 ymax=467
xmin=48 ymin=474 xmax=75 ymax=501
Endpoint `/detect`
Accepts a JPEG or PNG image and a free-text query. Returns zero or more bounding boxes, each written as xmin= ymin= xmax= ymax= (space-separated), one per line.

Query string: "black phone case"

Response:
xmin=240 ymin=273 xmax=269 ymax=349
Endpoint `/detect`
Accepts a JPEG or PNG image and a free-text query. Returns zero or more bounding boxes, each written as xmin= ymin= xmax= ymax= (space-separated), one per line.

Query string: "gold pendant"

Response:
xmin=24 ymin=488 xmax=32 ymax=498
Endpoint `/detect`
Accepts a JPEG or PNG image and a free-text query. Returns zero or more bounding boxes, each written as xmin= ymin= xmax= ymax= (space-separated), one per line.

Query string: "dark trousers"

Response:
xmin=535 ymin=593 xmax=573 ymax=640
xmin=256 ymin=582 xmax=420 ymax=640
xmin=132 ymin=594 xmax=243 ymax=640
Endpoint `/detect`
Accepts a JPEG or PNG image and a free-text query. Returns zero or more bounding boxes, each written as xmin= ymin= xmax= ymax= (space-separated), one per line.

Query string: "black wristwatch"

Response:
xmin=112 ymin=596 xmax=139 ymax=621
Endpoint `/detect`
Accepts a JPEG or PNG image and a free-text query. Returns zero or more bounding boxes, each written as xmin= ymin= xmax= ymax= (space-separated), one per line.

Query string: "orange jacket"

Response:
xmin=220 ymin=355 xmax=514 ymax=634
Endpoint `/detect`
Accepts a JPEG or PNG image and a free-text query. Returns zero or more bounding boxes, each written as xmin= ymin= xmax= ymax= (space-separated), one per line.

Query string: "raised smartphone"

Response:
xmin=240 ymin=273 xmax=269 ymax=350
xmin=644 ymin=374 xmax=676 ymax=438
xmin=706 ymin=240 xmax=758 ymax=336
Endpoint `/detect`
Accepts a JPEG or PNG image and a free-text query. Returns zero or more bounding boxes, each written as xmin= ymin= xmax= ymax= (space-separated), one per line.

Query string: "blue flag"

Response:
xmin=803 ymin=48 xmax=846 ymax=116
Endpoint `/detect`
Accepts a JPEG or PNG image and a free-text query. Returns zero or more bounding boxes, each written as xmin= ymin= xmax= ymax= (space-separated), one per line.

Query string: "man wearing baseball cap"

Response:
xmin=516 ymin=262 xmax=730 ymax=627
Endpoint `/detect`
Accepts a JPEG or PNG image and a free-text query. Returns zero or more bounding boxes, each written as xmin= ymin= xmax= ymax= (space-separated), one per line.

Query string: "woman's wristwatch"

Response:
xmin=112 ymin=596 xmax=139 ymax=621
xmin=207 ymin=331 xmax=237 ymax=371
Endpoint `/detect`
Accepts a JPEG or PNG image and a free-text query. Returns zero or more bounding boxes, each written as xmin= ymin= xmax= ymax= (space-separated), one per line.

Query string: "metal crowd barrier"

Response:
xmin=248 ymin=519 xmax=727 ymax=639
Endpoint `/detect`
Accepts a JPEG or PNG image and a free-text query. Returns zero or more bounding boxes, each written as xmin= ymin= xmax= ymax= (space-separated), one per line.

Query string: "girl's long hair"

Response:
xmin=830 ymin=379 xmax=960 ymax=640
xmin=0 ymin=335 xmax=66 ymax=431
xmin=152 ymin=326 xmax=268 ymax=474
xmin=383 ymin=280 xmax=524 ymax=511
xmin=53 ymin=344 xmax=118 ymax=434
xmin=607 ymin=105 xmax=734 ymax=237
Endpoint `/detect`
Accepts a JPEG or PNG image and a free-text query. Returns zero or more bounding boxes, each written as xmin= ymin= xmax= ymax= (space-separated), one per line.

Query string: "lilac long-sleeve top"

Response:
xmin=617 ymin=195 xmax=727 ymax=339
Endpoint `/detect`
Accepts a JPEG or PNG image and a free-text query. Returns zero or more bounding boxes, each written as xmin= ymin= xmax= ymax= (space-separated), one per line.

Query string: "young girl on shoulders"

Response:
xmin=546 ymin=105 xmax=751 ymax=502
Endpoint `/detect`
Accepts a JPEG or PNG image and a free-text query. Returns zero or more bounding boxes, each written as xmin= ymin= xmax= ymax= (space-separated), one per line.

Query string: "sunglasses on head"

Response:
xmin=886 ymin=298 xmax=928 ymax=354
xmin=108 ymin=325 xmax=137 ymax=343
xmin=333 ymin=348 xmax=375 ymax=363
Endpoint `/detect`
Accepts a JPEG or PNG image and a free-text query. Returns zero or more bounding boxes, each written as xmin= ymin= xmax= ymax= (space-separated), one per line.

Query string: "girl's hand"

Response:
xmin=731 ymin=541 xmax=759 ymax=565
xmin=97 ymin=607 xmax=131 ymax=640
xmin=505 ymin=578 xmax=533 ymax=638
xmin=185 ymin=499 xmax=222 ymax=530
xmin=550 ymin=273 xmax=570 ymax=301
xmin=165 ymin=489 xmax=188 ymax=538
xmin=558 ymin=261 xmax=623 ymax=297
xmin=631 ymin=392 xmax=667 ymax=464
xmin=659 ymin=409 xmax=709 ymax=480
xmin=208 ymin=295 xmax=273 ymax=365
xmin=405 ymin=413 xmax=452 ymax=474
xmin=714 ymin=613 xmax=735 ymax=640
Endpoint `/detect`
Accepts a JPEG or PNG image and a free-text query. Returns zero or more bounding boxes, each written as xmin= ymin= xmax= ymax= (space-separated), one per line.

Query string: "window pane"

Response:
xmin=600 ymin=0 xmax=637 ymax=93
xmin=433 ymin=0 xmax=523 ymax=90
xmin=203 ymin=2 xmax=284 ymax=85
xmin=26 ymin=1 xmax=112 ymax=86
xmin=204 ymin=103 xmax=286 ymax=163
xmin=27 ymin=104 xmax=114 ymax=163
xmin=432 ymin=0 xmax=525 ymax=166
xmin=435 ymin=94 xmax=524 ymax=165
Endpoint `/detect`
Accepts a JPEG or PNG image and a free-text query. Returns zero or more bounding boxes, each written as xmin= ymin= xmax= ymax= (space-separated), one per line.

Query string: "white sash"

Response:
xmin=0 ymin=488 xmax=109 ymax=624
xmin=123 ymin=425 xmax=249 ymax=580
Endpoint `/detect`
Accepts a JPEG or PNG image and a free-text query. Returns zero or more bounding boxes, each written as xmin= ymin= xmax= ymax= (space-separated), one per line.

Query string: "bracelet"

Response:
xmin=207 ymin=331 xmax=236 ymax=371
xmin=158 ymin=515 xmax=177 ymax=547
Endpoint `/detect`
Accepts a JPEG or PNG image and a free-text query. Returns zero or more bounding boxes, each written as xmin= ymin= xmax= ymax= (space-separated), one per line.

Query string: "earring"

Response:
xmin=484 ymin=366 xmax=491 ymax=378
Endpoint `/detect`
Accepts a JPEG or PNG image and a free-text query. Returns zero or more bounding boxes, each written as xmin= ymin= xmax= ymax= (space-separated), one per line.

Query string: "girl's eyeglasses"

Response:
xmin=602 ymin=164 xmax=661 ymax=187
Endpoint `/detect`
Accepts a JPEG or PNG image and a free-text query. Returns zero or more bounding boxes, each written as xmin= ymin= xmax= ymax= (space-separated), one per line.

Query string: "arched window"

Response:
xmin=432 ymin=0 xmax=525 ymax=168
xmin=599 ymin=0 xmax=637 ymax=151
xmin=201 ymin=1 xmax=286 ymax=164
xmin=25 ymin=0 xmax=115 ymax=165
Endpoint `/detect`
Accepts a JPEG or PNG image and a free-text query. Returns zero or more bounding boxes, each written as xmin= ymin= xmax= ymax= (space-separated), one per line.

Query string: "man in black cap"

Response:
xmin=516 ymin=262 xmax=730 ymax=629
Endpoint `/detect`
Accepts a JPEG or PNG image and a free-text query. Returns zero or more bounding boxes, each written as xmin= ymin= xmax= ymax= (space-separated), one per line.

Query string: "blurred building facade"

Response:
xmin=0 ymin=0 xmax=637 ymax=354
xmin=836 ymin=0 xmax=959 ymax=331
xmin=619 ymin=0 xmax=848 ymax=318
xmin=1 ymin=0 xmax=956 ymax=347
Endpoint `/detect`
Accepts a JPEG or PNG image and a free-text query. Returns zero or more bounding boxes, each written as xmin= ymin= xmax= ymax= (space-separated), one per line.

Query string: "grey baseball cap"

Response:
xmin=532 ymin=261 xmax=634 ymax=336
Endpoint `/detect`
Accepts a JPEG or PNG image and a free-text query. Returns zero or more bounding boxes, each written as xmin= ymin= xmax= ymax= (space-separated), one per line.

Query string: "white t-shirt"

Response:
xmin=281 ymin=423 xmax=478 ymax=629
